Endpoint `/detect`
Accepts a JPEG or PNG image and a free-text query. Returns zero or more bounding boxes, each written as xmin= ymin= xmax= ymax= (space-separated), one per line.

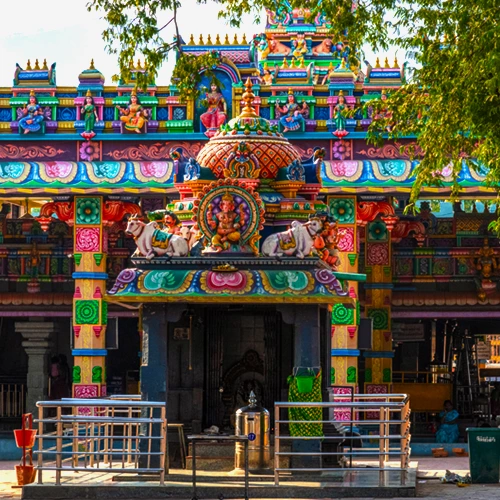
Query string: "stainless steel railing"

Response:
xmin=35 ymin=398 xmax=167 ymax=485
xmin=274 ymin=394 xmax=411 ymax=486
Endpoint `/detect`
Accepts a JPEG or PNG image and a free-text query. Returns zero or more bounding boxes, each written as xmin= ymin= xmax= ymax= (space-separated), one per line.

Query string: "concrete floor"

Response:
xmin=0 ymin=456 xmax=497 ymax=499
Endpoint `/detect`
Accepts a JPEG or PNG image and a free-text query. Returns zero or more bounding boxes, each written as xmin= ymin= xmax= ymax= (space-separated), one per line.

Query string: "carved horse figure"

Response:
xmin=126 ymin=216 xmax=189 ymax=259
xmin=261 ymin=218 xmax=323 ymax=258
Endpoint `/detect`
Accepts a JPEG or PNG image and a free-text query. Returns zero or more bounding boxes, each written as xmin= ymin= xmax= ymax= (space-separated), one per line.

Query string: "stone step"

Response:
xmin=186 ymin=455 xmax=235 ymax=471
xmin=186 ymin=454 xmax=289 ymax=471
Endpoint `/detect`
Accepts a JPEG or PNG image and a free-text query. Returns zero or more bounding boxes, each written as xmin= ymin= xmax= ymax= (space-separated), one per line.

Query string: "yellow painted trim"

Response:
xmin=105 ymin=294 xmax=354 ymax=305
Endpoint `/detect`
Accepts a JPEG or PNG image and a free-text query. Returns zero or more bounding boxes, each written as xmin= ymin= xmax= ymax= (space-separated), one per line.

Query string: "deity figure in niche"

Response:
xmin=19 ymin=90 xmax=45 ymax=134
xmin=276 ymin=91 xmax=308 ymax=133
xmin=207 ymin=192 xmax=243 ymax=252
xmin=474 ymin=238 xmax=498 ymax=301
xmin=81 ymin=90 xmax=99 ymax=133
xmin=291 ymin=33 xmax=308 ymax=58
xmin=117 ymin=90 xmax=148 ymax=133
xmin=476 ymin=238 xmax=497 ymax=279
xmin=333 ymin=91 xmax=348 ymax=132
xmin=200 ymin=82 xmax=227 ymax=137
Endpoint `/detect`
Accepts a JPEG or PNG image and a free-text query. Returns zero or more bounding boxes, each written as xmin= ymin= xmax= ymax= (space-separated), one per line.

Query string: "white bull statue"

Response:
xmin=126 ymin=216 xmax=189 ymax=259
xmin=261 ymin=218 xmax=323 ymax=258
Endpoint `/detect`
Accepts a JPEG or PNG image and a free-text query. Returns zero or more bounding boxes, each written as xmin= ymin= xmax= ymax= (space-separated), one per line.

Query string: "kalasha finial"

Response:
xmin=89 ymin=59 xmax=95 ymax=70
xmin=375 ymin=57 xmax=381 ymax=68
xmin=34 ymin=59 xmax=40 ymax=70
xmin=42 ymin=59 xmax=48 ymax=70
xmin=239 ymin=78 xmax=259 ymax=119
xmin=384 ymin=57 xmax=389 ymax=68
xmin=26 ymin=59 xmax=32 ymax=70
xmin=393 ymin=56 xmax=399 ymax=69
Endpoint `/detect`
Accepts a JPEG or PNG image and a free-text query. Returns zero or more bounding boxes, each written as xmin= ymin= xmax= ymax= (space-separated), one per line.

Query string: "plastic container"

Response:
xmin=467 ymin=428 xmax=500 ymax=484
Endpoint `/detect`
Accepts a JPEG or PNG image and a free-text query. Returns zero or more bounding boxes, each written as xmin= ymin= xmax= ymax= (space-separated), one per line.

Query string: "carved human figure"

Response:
xmin=207 ymin=192 xmax=242 ymax=252
xmin=163 ymin=210 xmax=182 ymax=235
xmin=476 ymin=238 xmax=497 ymax=279
xmin=276 ymin=92 xmax=308 ymax=133
xmin=259 ymin=67 xmax=276 ymax=85
xmin=117 ymin=91 xmax=148 ymax=133
xmin=292 ymin=34 xmax=307 ymax=58
xmin=19 ymin=91 xmax=45 ymax=134
xmin=200 ymin=83 xmax=227 ymax=135
xmin=81 ymin=92 xmax=99 ymax=133
xmin=333 ymin=92 xmax=347 ymax=132
xmin=314 ymin=219 xmax=341 ymax=268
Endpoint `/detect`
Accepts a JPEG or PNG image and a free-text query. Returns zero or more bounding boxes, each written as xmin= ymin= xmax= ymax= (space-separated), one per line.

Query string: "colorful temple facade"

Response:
xmin=0 ymin=6 xmax=498 ymax=437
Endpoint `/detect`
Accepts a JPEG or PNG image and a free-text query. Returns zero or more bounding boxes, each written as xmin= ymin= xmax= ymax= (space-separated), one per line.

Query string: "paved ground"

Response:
xmin=0 ymin=457 xmax=497 ymax=499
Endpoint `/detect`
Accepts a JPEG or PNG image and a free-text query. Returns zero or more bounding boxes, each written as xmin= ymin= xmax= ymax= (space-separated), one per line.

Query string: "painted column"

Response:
xmin=364 ymin=217 xmax=394 ymax=391
xmin=16 ymin=321 xmax=56 ymax=414
xmin=280 ymin=305 xmax=322 ymax=467
xmin=328 ymin=196 xmax=360 ymax=390
xmin=140 ymin=304 xmax=167 ymax=403
xmin=72 ymin=196 xmax=108 ymax=400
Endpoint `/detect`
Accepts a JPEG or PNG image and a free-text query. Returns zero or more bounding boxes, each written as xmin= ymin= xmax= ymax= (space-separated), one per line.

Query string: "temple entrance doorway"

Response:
xmin=203 ymin=307 xmax=292 ymax=431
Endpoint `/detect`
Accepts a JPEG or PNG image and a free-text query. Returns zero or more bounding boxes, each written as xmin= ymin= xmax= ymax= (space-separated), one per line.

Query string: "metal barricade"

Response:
xmin=274 ymin=393 xmax=411 ymax=487
xmin=35 ymin=398 xmax=167 ymax=485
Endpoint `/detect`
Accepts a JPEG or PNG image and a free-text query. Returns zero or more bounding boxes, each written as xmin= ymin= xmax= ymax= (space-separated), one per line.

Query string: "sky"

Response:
xmin=0 ymin=0 xmax=393 ymax=86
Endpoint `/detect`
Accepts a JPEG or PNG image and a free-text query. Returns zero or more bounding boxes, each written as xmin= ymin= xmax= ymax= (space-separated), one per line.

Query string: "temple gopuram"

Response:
xmin=0 ymin=5 xmax=499 ymax=442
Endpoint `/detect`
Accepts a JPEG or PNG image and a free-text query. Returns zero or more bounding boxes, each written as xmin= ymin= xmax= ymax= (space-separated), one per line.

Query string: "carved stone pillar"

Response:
xmin=16 ymin=321 xmax=57 ymax=415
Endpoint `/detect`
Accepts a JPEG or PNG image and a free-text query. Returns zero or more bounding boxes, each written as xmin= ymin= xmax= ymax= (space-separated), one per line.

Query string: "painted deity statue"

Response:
xmin=164 ymin=211 xmax=182 ymax=235
xmin=19 ymin=90 xmax=45 ymax=134
xmin=259 ymin=66 xmax=277 ymax=86
xmin=333 ymin=92 xmax=347 ymax=132
xmin=200 ymin=83 xmax=227 ymax=137
xmin=81 ymin=91 xmax=99 ymax=133
xmin=207 ymin=192 xmax=242 ymax=252
xmin=276 ymin=92 xmax=308 ymax=133
xmin=292 ymin=34 xmax=307 ymax=58
xmin=117 ymin=91 xmax=148 ymax=133
xmin=476 ymin=239 xmax=497 ymax=279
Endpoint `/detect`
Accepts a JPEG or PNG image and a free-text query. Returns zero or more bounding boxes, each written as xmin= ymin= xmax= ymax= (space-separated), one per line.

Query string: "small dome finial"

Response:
xmin=239 ymin=78 xmax=259 ymax=119
xmin=89 ymin=59 xmax=95 ymax=70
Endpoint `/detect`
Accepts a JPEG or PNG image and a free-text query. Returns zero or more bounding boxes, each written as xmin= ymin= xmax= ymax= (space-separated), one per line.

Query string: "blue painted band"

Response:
xmin=331 ymin=349 xmax=361 ymax=357
xmin=363 ymin=283 xmax=394 ymax=290
xmin=363 ymin=351 xmax=395 ymax=358
xmin=72 ymin=349 xmax=108 ymax=356
xmin=72 ymin=272 xmax=108 ymax=280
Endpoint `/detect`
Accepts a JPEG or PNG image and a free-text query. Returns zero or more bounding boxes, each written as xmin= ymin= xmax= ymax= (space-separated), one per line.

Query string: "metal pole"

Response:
xmin=192 ymin=440 xmax=197 ymax=500
xmin=159 ymin=405 xmax=166 ymax=486
xmin=37 ymin=405 xmax=43 ymax=484
xmin=244 ymin=439 xmax=249 ymax=500
xmin=274 ymin=403 xmax=279 ymax=486
xmin=56 ymin=405 xmax=62 ymax=485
